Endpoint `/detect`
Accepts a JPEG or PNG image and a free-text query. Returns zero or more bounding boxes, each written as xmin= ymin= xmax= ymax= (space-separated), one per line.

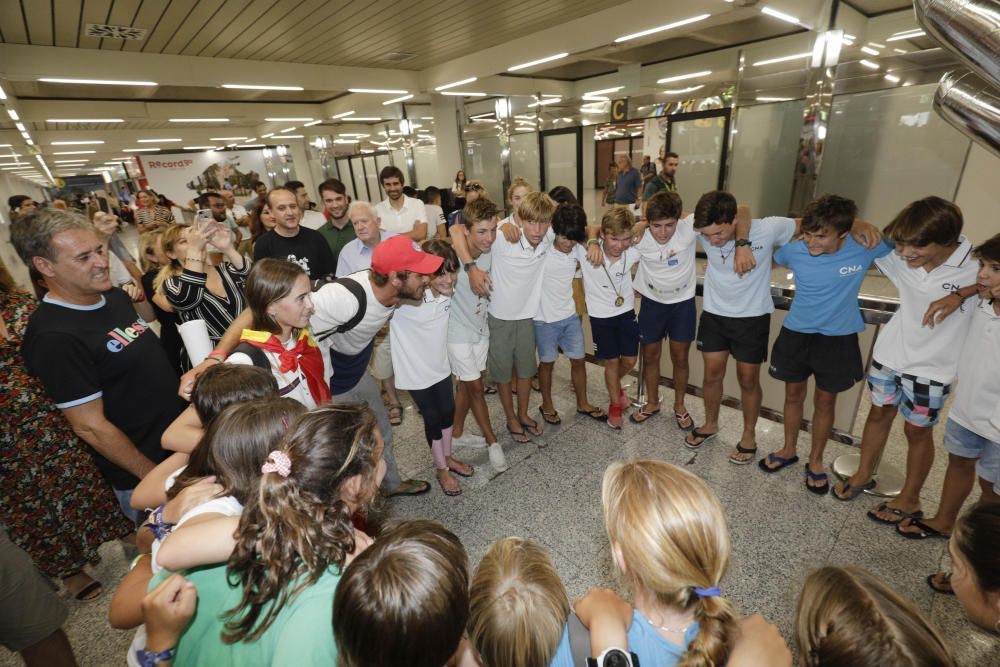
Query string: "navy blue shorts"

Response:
xmin=638 ymin=296 xmax=696 ymax=344
xmin=590 ymin=312 xmax=640 ymax=360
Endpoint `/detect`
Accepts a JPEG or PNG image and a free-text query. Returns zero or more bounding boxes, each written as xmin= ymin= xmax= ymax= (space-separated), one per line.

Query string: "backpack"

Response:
xmin=313 ymin=277 xmax=368 ymax=342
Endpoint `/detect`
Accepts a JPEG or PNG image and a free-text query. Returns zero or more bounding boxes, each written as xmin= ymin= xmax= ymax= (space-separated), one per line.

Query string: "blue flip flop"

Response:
xmin=805 ymin=467 xmax=829 ymax=495
xmin=758 ymin=452 xmax=800 ymax=473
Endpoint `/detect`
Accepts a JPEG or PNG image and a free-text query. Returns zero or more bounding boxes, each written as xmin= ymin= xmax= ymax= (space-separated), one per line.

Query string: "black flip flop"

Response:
xmin=683 ymin=428 xmax=717 ymax=450
xmin=758 ymin=453 xmax=800 ymax=473
xmin=833 ymin=479 xmax=876 ymax=501
xmin=520 ymin=420 xmax=543 ymax=437
xmin=926 ymin=572 xmax=954 ymax=595
xmin=867 ymin=502 xmax=923 ymax=526
xmin=728 ymin=443 xmax=758 ymax=465
xmin=576 ymin=407 xmax=608 ymax=422
xmin=897 ymin=518 xmax=950 ymax=540
xmin=506 ymin=424 xmax=531 ymax=443
xmin=538 ymin=407 xmax=562 ymax=425
xmin=73 ymin=580 xmax=104 ymax=602
xmin=805 ymin=467 xmax=829 ymax=495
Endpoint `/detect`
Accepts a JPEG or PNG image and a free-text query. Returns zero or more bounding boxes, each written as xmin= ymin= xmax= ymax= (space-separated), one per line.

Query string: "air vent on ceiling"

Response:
xmin=379 ymin=51 xmax=418 ymax=63
xmin=85 ymin=24 xmax=148 ymax=41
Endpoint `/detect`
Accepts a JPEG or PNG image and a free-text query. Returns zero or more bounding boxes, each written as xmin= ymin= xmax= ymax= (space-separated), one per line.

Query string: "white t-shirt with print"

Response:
xmin=389 ymin=289 xmax=451 ymax=389
xmin=633 ymin=214 xmax=699 ymax=304
xmin=574 ymin=244 xmax=640 ymax=319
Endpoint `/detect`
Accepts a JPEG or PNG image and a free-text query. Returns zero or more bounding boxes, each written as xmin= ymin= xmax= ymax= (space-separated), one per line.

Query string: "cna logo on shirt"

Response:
xmin=287 ymin=254 xmax=311 ymax=273
xmin=106 ymin=317 xmax=151 ymax=352
xmin=839 ymin=264 xmax=864 ymax=276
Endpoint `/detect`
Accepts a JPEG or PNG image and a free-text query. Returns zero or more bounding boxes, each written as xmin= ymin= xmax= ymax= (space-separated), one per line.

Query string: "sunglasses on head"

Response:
xmin=465 ymin=184 xmax=482 ymax=192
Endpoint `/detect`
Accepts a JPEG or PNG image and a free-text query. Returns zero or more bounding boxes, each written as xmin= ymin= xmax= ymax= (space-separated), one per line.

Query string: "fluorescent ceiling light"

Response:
xmin=662 ymin=85 xmax=704 ymax=94
xmin=755 ymin=96 xmax=794 ymax=102
xmin=383 ymin=94 xmax=414 ymax=104
xmin=39 ymin=77 xmax=157 ymax=86
xmin=20 ymin=131 xmax=31 ymax=139
xmin=331 ymin=111 xmax=355 ymax=119
xmin=440 ymin=91 xmax=486 ymax=97
xmin=236 ymin=144 xmax=266 ymax=148
xmin=210 ymin=137 xmax=247 ymax=141
xmin=169 ymin=118 xmax=229 ymax=122
xmin=276 ymin=135 xmax=304 ymax=139
xmin=657 ymin=70 xmax=711 ymax=84
xmin=53 ymin=159 xmax=89 ymax=163
xmin=7 ymin=109 xmax=19 ymax=120
xmin=222 ymin=84 xmax=304 ymax=91
xmin=859 ymin=59 xmax=880 ymax=69
xmin=887 ymin=29 xmax=925 ymax=41
xmin=752 ymin=52 xmax=811 ymax=66
xmin=508 ymin=52 xmax=569 ymax=72
xmin=183 ymin=146 xmax=217 ymax=150
xmin=435 ymin=77 xmax=477 ymax=91
xmin=51 ymin=140 xmax=105 ymax=145
xmin=584 ymin=86 xmax=623 ymax=97
xmin=529 ymin=97 xmax=562 ymax=106
xmin=0 ymin=85 xmax=6 ymax=100
xmin=760 ymin=6 xmax=800 ymax=24
xmin=15 ymin=122 xmax=26 ymax=132
xmin=304 ymin=120 xmax=322 ymax=126
xmin=334 ymin=139 xmax=360 ymax=144
xmin=52 ymin=150 xmax=96 ymax=155
xmin=348 ymin=88 xmax=408 ymax=94
xmin=47 ymin=118 xmax=124 ymax=123
xmin=0 ymin=144 xmax=10 ymax=147
xmin=280 ymin=127 xmax=298 ymax=133
xmin=884 ymin=74 xmax=901 ymax=83
xmin=614 ymin=13 xmax=711 ymax=43
xmin=339 ymin=133 xmax=371 ymax=138
xmin=0 ymin=162 xmax=31 ymax=167
xmin=261 ymin=133 xmax=275 ymax=138
xmin=265 ymin=117 xmax=313 ymax=122
xmin=123 ymin=147 xmax=161 ymax=152
xmin=2 ymin=166 xmax=35 ymax=170
xmin=860 ymin=46 xmax=880 ymax=56
xmin=893 ymin=48 xmax=908 ymax=54
xmin=137 ymin=138 xmax=181 ymax=143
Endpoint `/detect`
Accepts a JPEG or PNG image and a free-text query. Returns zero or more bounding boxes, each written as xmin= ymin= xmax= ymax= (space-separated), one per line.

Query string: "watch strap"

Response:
xmin=734 ymin=238 xmax=751 ymax=247
xmin=136 ymin=647 xmax=177 ymax=666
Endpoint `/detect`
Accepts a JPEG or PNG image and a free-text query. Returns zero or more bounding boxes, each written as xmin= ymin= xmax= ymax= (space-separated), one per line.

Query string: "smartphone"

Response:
xmin=196 ymin=209 xmax=214 ymax=225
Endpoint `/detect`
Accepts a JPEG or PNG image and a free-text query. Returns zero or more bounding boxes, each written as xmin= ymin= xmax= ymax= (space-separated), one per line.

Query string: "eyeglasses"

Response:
xmin=465 ymin=184 xmax=482 ymax=192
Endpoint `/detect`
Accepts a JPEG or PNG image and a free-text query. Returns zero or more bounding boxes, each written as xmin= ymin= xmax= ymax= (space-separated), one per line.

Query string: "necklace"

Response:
xmin=601 ymin=256 xmax=626 ymax=307
xmin=657 ymin=620 xmax=693 ymax=634
xmin=720 ymin=245 xmax=733 ymax=264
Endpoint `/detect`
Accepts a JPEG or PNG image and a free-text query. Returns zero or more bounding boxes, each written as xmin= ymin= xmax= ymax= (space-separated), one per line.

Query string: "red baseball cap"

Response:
xmin=371 ymin=235 xmax=443 ymax=275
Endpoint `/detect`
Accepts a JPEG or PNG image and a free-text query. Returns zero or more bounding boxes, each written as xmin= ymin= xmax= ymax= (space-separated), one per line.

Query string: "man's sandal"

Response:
xmin=387 ymin=403 xmax=403 ymax=426
xmin=538 ymin=407 xmax=562 ymax=425
xmin=897 ymin=518 xmax=950 ymax=540
xmin=674 ymin=411 xmax=695 ymax=431
xmin=805 ymin=468 xmax=829 ymax=495
xmin=926 ymin=572 xmax=954 ymax=595
xmin=629 ymin=406 xmax=660 ymax=424
xmin=683 ymin=429 xmax=717 ymax=449
xmin=728 ymin=443 xmax=758 ymax=465
xmin=576 ymin=407 xmax=608 ymax=422
xmin=832 ymin=479 xmax=876 ymax=501
xmin=758 ymin=453 xmax=800 ymax=473
xmin=867 ymin=502 xmax=923 ymax=526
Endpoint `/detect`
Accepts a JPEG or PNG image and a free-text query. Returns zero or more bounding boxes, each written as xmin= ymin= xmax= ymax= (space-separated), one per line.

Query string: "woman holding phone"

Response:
xmin=155 ymin=214 xmax=250 ymax=344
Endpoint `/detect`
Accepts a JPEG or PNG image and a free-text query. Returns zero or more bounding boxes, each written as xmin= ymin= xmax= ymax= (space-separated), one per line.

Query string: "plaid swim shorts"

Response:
xmin=867 ymin=360 xmax=951 ymax=427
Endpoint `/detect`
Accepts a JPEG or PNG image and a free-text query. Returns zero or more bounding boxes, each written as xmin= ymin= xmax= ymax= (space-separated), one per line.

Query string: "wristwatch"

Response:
xmin=587 ymin=647 xmax=639 ymax=667
xmin=136 ymin=647 xmax=177 ymax=666
xmin=463 ymin=261 xmax=477 ymax=273
xmin=734 ymin=238 xmax=751 ymax=248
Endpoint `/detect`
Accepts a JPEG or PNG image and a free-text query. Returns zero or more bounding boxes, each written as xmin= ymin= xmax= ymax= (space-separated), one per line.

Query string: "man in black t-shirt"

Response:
xmin=253 ymin=187 xmax=336 ymax=283
xmin=12 ymin=209 xmax=184 ymax=523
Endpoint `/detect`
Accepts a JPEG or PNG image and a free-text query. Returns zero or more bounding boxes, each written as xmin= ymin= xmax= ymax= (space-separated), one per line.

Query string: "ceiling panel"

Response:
xmin=844 ymin=1 xmax=913 ymax=16
xmin=139 ymin=0 xmax=198 ymax=53
xmin=10 ymin=80 xmax=336 ymax=102
xmin=251 ymin=1 xmax=375 ymax=63
xmin=78 ymin=0 xmax=114 ymax=50
xmin=510 ymin=60 xmax=618 ymax=81
xmin=179 ymin=0 xmax=259 ymax=57
xmin=23 ymin=0 xmax=54 ymax=46
xmin=121 ymin=0 xmax=171 ymax=53
xmin=225 ymin=0 xmax=331 ymax=60
xmin=102 ymin=0 xmax=142 ymax=50
xmin=0 ymin=0 xmax=29 ymax=43
xmin=53 ymin=0 xmax=84 ymax=47
xmin=159 ymin=0 xmax=228 ymax=55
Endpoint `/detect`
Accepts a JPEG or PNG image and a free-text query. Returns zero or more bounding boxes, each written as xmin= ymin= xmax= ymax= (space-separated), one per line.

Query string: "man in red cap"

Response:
xmin=179 ymin=234 xmax=443 ymax=498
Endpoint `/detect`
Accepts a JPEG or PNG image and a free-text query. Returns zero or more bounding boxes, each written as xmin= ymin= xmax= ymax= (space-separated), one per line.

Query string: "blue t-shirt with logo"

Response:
xmin=774 ymin=236 xmax=892 ymax=336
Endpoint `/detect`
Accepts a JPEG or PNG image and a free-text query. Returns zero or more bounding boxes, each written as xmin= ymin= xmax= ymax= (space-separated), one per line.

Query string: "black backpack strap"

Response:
xmin=315 ymin=278 xmax=367 ymax=342
xmin=231 ymin=341 xmax=270 ymax=370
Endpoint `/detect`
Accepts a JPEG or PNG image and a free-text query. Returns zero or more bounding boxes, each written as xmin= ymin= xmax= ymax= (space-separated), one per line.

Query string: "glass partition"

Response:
xmin=729 ymin=100 xmax=804 ymax=216
xmin=541 ymin=129 xmax=581 ymax=198
xmin=336 ymin=158 xmax=356 ymax=200
xmin=510 ymin=132 xmax=540 ymax=192
xmin=349 ymin=156 xmax=368 ymax=201
xmin=462 ymin=135 xmax=503 ymax=205
xmin=667 ymin=113 xmax=727 ymax=212
xmin=363 ymin=156 xmax=380 ymax=202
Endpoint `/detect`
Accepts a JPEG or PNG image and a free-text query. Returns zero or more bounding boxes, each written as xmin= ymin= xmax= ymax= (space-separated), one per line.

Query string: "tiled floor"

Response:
xmin=2 ymin=359 xmax=998 ymax=665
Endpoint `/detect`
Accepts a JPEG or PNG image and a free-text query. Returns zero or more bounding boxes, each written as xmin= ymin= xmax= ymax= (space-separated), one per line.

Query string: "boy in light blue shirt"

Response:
xmin=760 ymin=194 xmax=892 ymax=494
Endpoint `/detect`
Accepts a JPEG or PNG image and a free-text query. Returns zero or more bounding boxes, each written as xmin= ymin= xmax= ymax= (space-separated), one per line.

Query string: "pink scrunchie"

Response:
xmin=261 ymin=451 xmax=292 ymax=477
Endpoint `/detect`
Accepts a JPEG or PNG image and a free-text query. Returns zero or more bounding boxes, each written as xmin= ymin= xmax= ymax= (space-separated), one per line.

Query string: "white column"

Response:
xmin=432 ymin=95 xmax=463 ymax=185
xmin=286 ymin=138 xmax=317 ymax=196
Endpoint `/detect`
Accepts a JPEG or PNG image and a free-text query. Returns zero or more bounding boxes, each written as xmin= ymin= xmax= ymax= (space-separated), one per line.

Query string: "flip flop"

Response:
xmin=926 ymin=572 xmax=954 ymax=595
xmin=484 ymin=385 xmax=497 ymax=395
xmin=538 ymin=407 xmax=562 ymax=425
xmin=867 ymin=502 xmax=923 ymax=526
xmin=72 ymin=580 xmax=104 ymax=602
xmin=832 ymin=479 xmax=876 ymax=501
xmin=674 ymin=411 xmax=695 ymax=431
xmin=386 ymin=479 xmax=430 ymax=497
xmin=683 ymin=428 xmax=717 ymax=450
xmin=506 ymin=424 xmax=531 ymax=443
xmin=387 ymin=403 xmax=403 ymax=426
xmin=805 ymin=467 xmax=829 ymax=495
xmin=758 ymin=452 xmax=800 ymax=473
xmin=629 ymin=407 xmax=661 ymax=424
xmin=896 ymin=518 xmax=950 ymax=540
xmin=576 ymin=407 xmax=608 ymax=422
xmin=728 ymin=443 xmax=758 ymax=465
xmin=520 ymin=420 xmax=543 ymax=437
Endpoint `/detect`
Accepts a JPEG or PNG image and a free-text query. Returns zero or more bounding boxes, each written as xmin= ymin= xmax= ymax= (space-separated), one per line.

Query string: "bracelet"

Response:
xmin=586 ymin=238 xmax=600 ymax=246
xmin=130 ymin=553 xmax=149 ymax=571
xmin=136 ymin=647 xmax=177 ymax=667
xmin=206 ymin=350 xmax=227 ymax=363
xmin=183 ymin=257 xmax=203 ymax=264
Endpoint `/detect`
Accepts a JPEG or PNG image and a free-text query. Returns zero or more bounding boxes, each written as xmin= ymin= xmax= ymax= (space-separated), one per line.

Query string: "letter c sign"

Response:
xmin=611 ymin=98 xmax=628 ymax=122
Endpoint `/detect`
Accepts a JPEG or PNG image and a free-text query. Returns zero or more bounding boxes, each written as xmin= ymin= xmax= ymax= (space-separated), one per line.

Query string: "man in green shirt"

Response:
xmin=316 ymin=178 xmax=356 ymax=268
xmin=642 ymin=151 xmax=679 ymax=202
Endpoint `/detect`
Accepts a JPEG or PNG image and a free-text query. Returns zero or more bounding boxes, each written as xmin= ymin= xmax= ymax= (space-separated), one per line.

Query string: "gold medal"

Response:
xmin=615 ymin=296 xmax=625 ymax=307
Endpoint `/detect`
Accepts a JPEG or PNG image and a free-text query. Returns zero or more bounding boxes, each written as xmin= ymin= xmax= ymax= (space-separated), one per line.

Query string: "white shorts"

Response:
xmin=448 ymin=340 xmax=489 ymax=382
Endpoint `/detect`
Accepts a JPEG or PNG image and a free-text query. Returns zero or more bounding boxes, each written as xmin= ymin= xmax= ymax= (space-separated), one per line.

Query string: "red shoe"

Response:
xmin=608 ymin=403 xmax=623 ymax=430
xmin=619 ymin=388 xmax=630 ymax=409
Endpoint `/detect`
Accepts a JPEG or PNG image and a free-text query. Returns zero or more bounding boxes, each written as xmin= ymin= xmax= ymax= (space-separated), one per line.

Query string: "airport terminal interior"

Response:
xmin=1 ymin=0 xmax=999 ymax=665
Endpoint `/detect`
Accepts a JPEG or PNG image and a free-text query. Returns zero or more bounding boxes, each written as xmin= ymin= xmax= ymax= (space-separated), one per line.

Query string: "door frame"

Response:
xmin=664 ymin=108 xmax=731 ymax=190
xmin=539 ymin=126 xmax=583 ymax=200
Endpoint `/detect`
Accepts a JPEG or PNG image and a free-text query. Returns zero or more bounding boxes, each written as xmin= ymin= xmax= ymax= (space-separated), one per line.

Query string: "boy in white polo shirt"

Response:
xmin=835 ymin=198 xmax=979 ymax=519
xmin=447 ymin=199 xmax=508 ymax=472
xmin=893 ymin=233 xmax=1000 ymax=540
xmin=576 ymin=206 xmax=641 ymax=429
xmin=534 ymin=203 xmax=607 ymax=425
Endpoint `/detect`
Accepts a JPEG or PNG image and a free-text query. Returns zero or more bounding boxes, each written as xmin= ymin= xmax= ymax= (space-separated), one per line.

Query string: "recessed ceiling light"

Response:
xmin=860 ymin=46 xmax=880 ymax=56
xmin=304 ymin=120 xmax=322 ymax=126
xmin=280 ymin=127 xmax=298 ymax=133
xmin=439 ymin=92 xmax=486 ymax=97
xmin=15 ymin=122 xmax=26 ymax=132
xmin=615 ymin=13 xmax=711 ymax=43
xmin=51 ymin=140 xmax=105 ymax=145
xmin=859 ymin=59 xmax=880 ymax=69
xmin=222 ymin=84 xmax=304 ymax=91
xmin=47 ymin=118 xmax=125 ymax=123
xmin=265 ymin=117 xmax=313 ymax=122
xmin=884 ymin=74 xmax=901 ymax=83
xmin=169 ymin=118 xmax=229 ymax=122
xmin=0 ymin=85 xmax=6 ymax=100
xmin=383 ymin=94 xmax=414 ymax=104
xmin=584 ymin=86 xmax=624 ymax=97
xmin=435 ymin=77 xmax=478 ymax=91
xmin=7 ymin=109 xmax=19 ymax=120
xmin=348 ymin=88 xmax=408 ymax=94
xmin=752 ymin=52 xmax=811 ymax=66
xmin=760 ymin=6 xmax=800 ymax=25
xmin=138 ymin=138 xmax=182 ymax=143
xmin=334 ymin=139 xmax=360 ymax=144
xmin=235 ymin=144 xmax=265 ymax=148
xmin=657 ymin=70 xmax=712 ymax=84
xmin=755 ymin=96 xmax=794 ymax=102
xmin=52 ymin=150 xmax=97 ymax=155
xmin=332 ymin=111 xmax=355 ymax=119
xmin=529 ymin=98 xmax=562 ymax=107
xmin=893 ymin=48 xmax=909 ymax=54
xmin=123 ymin=147 xmax=161 ymax=152
xmin=39 ymin=77 xmax=157 ymax=86
xmin=53 ymin=159 xmax=89 ymax=163
xmin=339 ymin=133 xmax=371 ymax=138
xmin=508 ymin=52 xmax=569 ymax=72
xmin=886 ymin=29 xmax=925 ymax=42
xmin=0 ymin=162 xmax=31 ymax=167
xmin=276 ymin=135 xmax=304 ymax=139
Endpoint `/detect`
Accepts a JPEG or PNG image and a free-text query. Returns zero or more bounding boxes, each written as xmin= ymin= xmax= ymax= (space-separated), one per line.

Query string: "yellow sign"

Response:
xmin=611 ymin=98 xmax=628 ymax=122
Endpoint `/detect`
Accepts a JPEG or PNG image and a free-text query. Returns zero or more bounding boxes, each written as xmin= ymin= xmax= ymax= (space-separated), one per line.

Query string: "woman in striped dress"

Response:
xmin=135 ymin=189 xmax=175 ymax=232
xmin=155 ymin=217 xmax=249 ymax=344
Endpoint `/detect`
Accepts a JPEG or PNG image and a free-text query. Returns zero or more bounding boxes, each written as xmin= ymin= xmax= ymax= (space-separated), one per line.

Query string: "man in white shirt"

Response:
xmin=423 ymin=186 xmax=446 ymax=240
xmin=286 ymin=179 xmax=326 ymax=230
xmin=373 ymin=166 xmax=428 ymax=242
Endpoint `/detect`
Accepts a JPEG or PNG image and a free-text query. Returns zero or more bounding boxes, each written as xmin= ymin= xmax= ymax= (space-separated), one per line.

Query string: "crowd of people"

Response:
xmin=1 ymin=161 xmax=998 ymax=666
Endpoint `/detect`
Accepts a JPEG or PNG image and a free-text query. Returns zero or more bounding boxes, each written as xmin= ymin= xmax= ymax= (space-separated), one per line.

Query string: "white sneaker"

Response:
xmin=488 ymin=443 xmax=509 ymax=473
xmin=454 ymin=433 xmax=488 ymax=448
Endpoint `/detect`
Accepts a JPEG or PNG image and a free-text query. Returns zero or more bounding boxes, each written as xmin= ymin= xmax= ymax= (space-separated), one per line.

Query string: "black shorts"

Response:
xmin=696 ymin=312 xmax=771 ymax=364
xmin=768 ymin=327 xmax=863 ymax=393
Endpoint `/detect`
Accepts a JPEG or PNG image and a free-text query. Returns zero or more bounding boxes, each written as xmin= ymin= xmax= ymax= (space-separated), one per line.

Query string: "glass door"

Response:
xmin=665 ymin=109 xmax=731 ymax=211
xmin=540 ymin=127 xmax=582 ymax=200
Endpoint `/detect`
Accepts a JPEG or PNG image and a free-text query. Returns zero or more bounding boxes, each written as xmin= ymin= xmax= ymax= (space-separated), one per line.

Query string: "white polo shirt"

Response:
xmin=634 ymin=214 xmax=698 ymax=304
xmin=574 ymin=244 xmax=639 ymax=319
xmin=872 ymin=237 xmax=978 ymax=383
xmin=389 ymin=289 xmax=452 ymax=390
xmin=488 ymin=218 xmax=553 ymax=321
xmin=335 ymin=231 xmax=396 ymax=277
xmin=702 ymin=217 xmax=796 ymax=318
xmin=374 ymin=196 xmax=427 ymax=235
xmin=301 ymin=209 xmax=327 ymax=230
xmin=535 ymin=243 xmax=580 ymax=324
xmin=949 ymin=299 xmax=1000 ymax=442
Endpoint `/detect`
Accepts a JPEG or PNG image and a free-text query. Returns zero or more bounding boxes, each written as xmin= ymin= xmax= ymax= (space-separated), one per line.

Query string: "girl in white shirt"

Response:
xmin=390 ymin=240 xmax=474 ymax=496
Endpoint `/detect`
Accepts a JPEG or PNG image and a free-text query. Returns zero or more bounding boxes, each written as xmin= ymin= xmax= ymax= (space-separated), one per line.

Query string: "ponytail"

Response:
xmin=681 ymin=591 xmax=739 ymax=667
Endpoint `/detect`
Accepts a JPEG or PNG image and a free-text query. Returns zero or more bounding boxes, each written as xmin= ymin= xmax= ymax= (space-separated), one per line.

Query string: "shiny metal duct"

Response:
xmin=914 ymin=0 xmax=1000 ymax=89
xmin=934 ymin=68 xmax=1000 ymax=157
